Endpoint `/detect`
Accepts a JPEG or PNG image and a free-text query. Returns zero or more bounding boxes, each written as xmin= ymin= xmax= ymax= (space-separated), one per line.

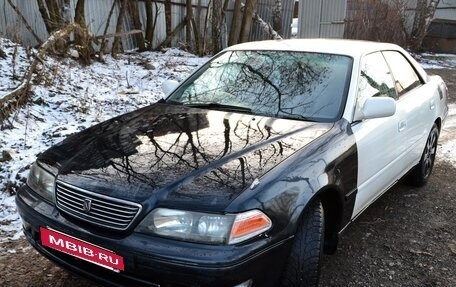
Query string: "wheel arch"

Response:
xmin=294 ymin=185 xmax=345 ymax=255
xmin=318 ymin=186 xmax=344 ymax=254
xmin=435 ymin=117 xmax=442 ymax=132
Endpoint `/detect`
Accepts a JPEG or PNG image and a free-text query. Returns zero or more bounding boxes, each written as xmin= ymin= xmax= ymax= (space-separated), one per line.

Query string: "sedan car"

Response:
xmin=16 ymin=39 xmax=448 ymax=287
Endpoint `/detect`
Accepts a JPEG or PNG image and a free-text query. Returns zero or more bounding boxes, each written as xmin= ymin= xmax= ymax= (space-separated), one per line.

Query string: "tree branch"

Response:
xmin=0 ymin=23 xmax=87 ymax=123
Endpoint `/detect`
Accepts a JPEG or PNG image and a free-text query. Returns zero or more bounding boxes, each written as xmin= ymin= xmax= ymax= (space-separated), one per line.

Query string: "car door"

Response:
xmin=351 ymin=52 xmax=402 ymax=218
xmin=382 ymin=50 xmax=434 ymax=171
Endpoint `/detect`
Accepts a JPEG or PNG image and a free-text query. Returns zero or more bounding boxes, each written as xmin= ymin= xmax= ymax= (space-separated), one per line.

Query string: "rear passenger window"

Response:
xmin=358 ymin=52 xmax=397 ymax=108
xmin=382 ymin=51 xmax=422 ymax=96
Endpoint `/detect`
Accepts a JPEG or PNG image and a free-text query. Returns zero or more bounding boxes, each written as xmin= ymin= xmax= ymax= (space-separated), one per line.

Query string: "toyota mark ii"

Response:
xmin=16 ymin=39 xmax=449 ymax=287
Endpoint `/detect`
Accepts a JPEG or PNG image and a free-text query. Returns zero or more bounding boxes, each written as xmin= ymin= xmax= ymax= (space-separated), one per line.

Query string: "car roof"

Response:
xmin=225 ymin=39 xmax=402 ymax=58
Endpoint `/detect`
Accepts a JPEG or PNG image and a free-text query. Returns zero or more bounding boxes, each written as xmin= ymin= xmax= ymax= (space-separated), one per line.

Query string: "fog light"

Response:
xmin=233 ymin=279 xmax=252 ymax=287
xmin=22 ymin=219 xmax=31 ymax=233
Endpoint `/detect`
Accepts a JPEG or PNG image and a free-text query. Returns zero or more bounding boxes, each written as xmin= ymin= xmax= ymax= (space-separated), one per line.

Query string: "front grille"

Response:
xmin=55 ymin=181 xmax=142 ymax=231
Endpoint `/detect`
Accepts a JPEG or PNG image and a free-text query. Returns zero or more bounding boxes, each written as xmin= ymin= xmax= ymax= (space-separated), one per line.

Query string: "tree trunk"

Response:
xmin=158 ymin=19 xmax=186 ymax=49
xmin=272 ymin=0 xmax=282 ymax=33
xmin=186 ymin=0 xmax=194 ymax=51
xmin=202 ymin=0 xmax=212 ymax=53
xmin=239 ymin=0 xmax=259 ymax=43
xmin=410 ymin=0 xmax=440 ymax=51
xmin=127 ymin=0 xmax=146 ymax=51
xmin=253 ymin=10 xmax=283 ymax=40
xmin=36 ymin=0 xmax=53 ymax=34
xmin=48 ymin=0 xmax=63 ymax=31
xmin=228 ymin=0 xmax=243 ymax=46
xmin=74 ymin=2 xmax=85 ymax=36
xmin=211 ymin=0 xmax=223 ymax=53
xmin=74 ymin=0 xmax=92 ymax=64
xmin=165 ymin=0 xmax=172 ymax=44
xmin=99 ymin=0 xmax=117 ymax=60
xmin=220 ymin=0 xmax=230 ymax=49
xmin=112 ymin=0 xmax=127 ymax=57
xmin=145 ymin=0 xmax=154 ymax=49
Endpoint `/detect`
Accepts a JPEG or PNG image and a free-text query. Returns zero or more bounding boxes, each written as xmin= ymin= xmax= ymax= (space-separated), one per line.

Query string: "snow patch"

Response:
xmin=0 ymin=38 xmax=208 ymax=240
xmin=415 ymin=52 xmax=456 ymax=69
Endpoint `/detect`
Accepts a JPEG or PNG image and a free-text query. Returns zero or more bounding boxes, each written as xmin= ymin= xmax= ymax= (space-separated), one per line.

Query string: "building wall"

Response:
xmin=297 ymin=0 xmax=346 ymax=38
xmin=0 ymin=0 xmax=294 ymax=51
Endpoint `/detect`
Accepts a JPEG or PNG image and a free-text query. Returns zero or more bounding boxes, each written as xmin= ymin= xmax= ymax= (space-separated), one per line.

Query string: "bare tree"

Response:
xmin=99 ymin=0 xmax=117 ymax=60
xmin=211 ymin=0 xmax=223 ymax=53
xmin=272 ymin=0 xmax=282 ymax=33
xmin=228 ymin=0 xmax=243 ymax=46
xmin=112 ymin=0 xmax=127 ymax=57
xmin=344 ymin=0 xmax=408 ymax=46
xmin=74 ymin=0 xmax=92 ymax=64
xmin=410 ymin=0 xmax=440 ymax=50
xmin=165 ymin=0 xmax=172 ymax=45
xmin=145 ymin=0 xmax=159 ymax=49
xmin=186 ymin=0 xmax=194 ymax=51
xmin=36 ymin=0 xmax=66 ymax=34
xmin=127 ymin=0 xmax=146 ymax=51
xmin=239 ymin=0 xmax=259 ymax=43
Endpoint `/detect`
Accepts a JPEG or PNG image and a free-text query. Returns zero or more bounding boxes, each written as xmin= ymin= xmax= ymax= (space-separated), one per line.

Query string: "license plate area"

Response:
xmin=40 ymin=227 xmax=124 ymax=272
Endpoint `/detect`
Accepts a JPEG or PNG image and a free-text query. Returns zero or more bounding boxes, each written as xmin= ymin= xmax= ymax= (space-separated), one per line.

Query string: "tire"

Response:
xmin=405 ymin=124 xmax=439 ymax=187
xmin=280 ymin=199 xmax=325 ymax=287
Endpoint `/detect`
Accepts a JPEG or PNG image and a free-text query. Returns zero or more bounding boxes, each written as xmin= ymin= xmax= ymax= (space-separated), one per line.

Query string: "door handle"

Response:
xmin=430 ymin=100 xmax=435 ymax=110
xmin=398 ymin=120 xmax=407 ymax=132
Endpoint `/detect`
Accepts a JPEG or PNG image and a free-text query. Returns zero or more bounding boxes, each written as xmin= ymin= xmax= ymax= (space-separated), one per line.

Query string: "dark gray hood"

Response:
xmin=39 ymin=103 xmax=332 ymax=210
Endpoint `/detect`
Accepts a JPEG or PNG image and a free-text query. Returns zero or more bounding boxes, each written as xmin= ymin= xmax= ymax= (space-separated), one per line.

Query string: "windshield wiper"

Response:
xmin=184 ymin=103 xmax=252 ymax=113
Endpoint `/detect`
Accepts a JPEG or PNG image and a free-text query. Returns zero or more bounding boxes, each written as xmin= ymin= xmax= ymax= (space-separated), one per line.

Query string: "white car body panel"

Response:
xmin=219 ymin=39 xmax=448 ymax=224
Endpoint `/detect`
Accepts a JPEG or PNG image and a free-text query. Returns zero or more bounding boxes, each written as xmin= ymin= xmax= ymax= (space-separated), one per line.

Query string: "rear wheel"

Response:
xmin=405 ymin=124 xmax=439 ymax=187
xmin=280 ymin=199 xmax=324 ymax=287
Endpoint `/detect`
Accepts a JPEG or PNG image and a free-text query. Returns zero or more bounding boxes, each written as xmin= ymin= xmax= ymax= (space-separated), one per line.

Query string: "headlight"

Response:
xmin=136 ymin=208 xmax=272 ymax=245
xmin=27 ymin=162 xmax=56 ymax=202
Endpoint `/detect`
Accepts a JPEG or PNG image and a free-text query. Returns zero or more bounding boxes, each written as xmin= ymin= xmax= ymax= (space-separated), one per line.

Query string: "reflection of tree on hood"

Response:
xmin=45 ymin=104 xmax=300 ymax=193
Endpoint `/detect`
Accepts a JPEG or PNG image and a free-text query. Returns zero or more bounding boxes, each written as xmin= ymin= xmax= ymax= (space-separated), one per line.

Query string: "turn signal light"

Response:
xmin=229 ymin=210 xmax=272 ymax=244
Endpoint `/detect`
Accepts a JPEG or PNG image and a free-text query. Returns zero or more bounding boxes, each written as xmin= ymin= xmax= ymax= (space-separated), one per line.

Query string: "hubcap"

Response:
xmin=423 ymin=130 xmax=437 ymax=178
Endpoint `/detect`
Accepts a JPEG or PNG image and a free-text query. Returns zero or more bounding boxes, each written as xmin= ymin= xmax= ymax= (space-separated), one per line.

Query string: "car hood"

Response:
xmin=39 ymin=103 xmax=333 ymax=210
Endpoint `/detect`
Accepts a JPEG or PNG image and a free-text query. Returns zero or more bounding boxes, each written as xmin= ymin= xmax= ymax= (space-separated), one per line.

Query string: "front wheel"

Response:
xmin=405 ymin=123 xmax=439 ymax=187
xmin=280 ymin=199 xmax=325 ymax=287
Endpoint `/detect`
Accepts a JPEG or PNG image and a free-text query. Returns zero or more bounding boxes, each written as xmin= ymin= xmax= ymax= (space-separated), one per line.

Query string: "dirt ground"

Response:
xmin=0 ymin=68 xmax=455 ymax=287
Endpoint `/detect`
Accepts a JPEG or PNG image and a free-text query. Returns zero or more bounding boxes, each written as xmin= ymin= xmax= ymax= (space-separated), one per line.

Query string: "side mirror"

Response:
xmin=361 ymin=97 xmax=396 ymax=120
xmin=162 ymin=80 xmax=179 ymax=96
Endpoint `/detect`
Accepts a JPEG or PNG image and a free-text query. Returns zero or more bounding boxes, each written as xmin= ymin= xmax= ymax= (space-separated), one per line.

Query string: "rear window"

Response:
xmin=382 ymin=51 xmax=422 ymax=96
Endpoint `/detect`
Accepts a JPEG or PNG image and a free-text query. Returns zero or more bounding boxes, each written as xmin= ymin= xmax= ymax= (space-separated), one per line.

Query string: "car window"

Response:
xmin=357 ymin=52 xmax=397 ymax=109
xmin=168 ymin=50 xmax=353 ymax=122
xmin=382 ymin=51 xmax=422 ymax=96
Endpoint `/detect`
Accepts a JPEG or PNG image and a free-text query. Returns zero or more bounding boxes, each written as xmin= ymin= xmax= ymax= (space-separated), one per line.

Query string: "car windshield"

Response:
xmin=167 ymin=50 xmax=353 ymax=122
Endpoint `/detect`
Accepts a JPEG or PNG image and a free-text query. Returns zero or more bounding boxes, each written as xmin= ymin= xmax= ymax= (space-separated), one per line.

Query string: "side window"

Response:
xmin=358 ymin=52 xmax=397 ymax=108
xmin=382 ymin=51 xmax=422 ymax=96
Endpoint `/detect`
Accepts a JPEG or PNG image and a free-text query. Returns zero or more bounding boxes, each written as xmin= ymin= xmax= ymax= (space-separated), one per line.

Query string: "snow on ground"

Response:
xmin=439 ymin=103 xmax=456 ymax=167
xmin=0 ymin=39 xmax=455 ymax=241
xmin=414 ymin=52 xmax=456 ymax=69
xmin=0 ymin=37 xmax=208 ymax=240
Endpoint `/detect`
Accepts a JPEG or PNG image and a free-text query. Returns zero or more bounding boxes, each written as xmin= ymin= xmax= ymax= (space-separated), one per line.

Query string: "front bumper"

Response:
xmin=16 ymin=186 xmax=292 ymax=287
